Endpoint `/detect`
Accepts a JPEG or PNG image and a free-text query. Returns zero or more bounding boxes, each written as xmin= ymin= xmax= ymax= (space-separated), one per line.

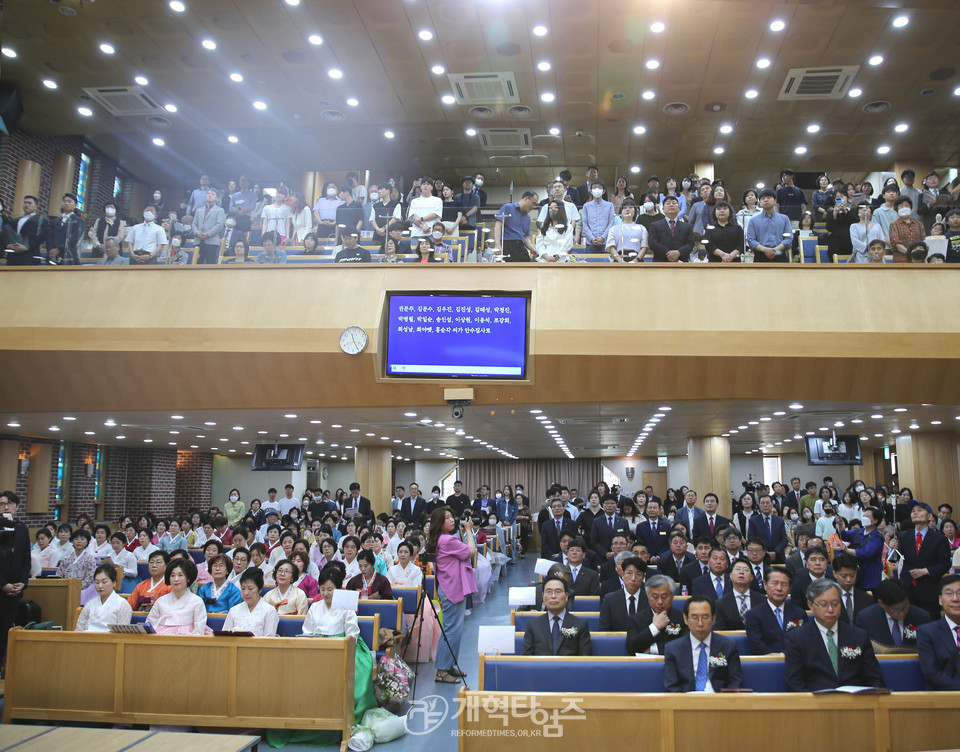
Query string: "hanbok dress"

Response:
xmin=146 ymin=590 xmax=210 ymax=634
xmin=76 ymin=591 xmax=133 ymax=632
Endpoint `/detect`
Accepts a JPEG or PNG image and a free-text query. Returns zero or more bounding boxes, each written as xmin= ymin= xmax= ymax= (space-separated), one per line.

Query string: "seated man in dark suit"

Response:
xmin=658 ymin=532 xmax=696 ymax=586
xmin=626 ymin=574 xmax=688 ymax=655
xmin=637 ymin=499 xmax=671 ymax=560
xmin=540 ymin=498 xmax=579 ymax=560
xmin=664 ymin=596 xmax=743 ymax=692
xmin=522 ymin=573 xmax=592 ymax=656
xmin=599 ymin=556 xmax=648 ymax=631
xmin=789 ymin=546 xmax=835 ymax=605
xmin=532 ymin=563 xmax=576 ymax=611
xmin=784 ymin=579 xmax=885 ymax=691
xmin=566 ymin=538 xmax=600 ymax=597
xmin=692 ymin=494 xmax=731 ymax=544
xmin=690 ymin=547 xmax=731 ymax=602
xmin=715 ymin=559 xmax=766 ymax=631
xmin=599 ymin=551 xmax=634 ymax=599
xmin=745 ymin=568 xmax=807 ymax=655
xmin=648 ymin=195 xmax=695 ymax=262
xmin=680 ymin=537 xmax=715 ymax=592
xmin=856 ymin=578 xmax=930 ymax=650
xmin=744 ymin=537 xmax=770 ymax=593
xmin=599 ymin=533 xmax=631 ymax=582
xmin=784 ymin=530 xmax=815 ymax=576
xmin=719 ymin=526 xmax=747 ymax=567
xmin=917 ymin=574 xmax=960 ymax=689
xmin=833 ymin=553 xmax=876 ymax=625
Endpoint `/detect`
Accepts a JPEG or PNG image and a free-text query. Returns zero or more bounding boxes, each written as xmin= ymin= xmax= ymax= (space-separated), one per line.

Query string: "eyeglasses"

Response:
xmin=811 ymin=600 xmax=841 ymax=611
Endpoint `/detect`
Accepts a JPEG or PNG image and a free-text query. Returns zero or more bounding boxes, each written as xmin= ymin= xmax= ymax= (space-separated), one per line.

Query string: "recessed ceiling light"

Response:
xmin=910 ymin=423 xmax=920 ymax=429
xmin=788 ymin=403 xmax=804 ymax=410
xmin=441 ymin=94 xmax=456 ymax=104
xmin=76 ymin=105 xmax=93 ymax=119
xmin=633 ymin=125 xmax=646 ymax=135
xmin=116 ymin=435 xmax=126 ymax=440
xmin=874 ymin=434 xmax=883 ymax=438
xmin=650 ymin=22 xmax=665 ymax=33
xmin=794 ymin=145 xmax=807 ymax=154
xmin=85 ymin=431 xmax=96 ymax=436
xmin=769 ymin=20 xmax=786 ymax=31
xmin=848 ymin=87 xmax=862 ymax=98
xmin=537 ymin=61 xmax=552 ymax=72
xmin=871 ymin=414 xmax=883 ymax=419
xmin=6 ymin=421 xmax=20 ymax=428
xmin=756 ymin=58 xmax=771 ymax=68
xmin=152 ymin=137 xmax=165 ymax=146
xmin=645 ymin=59 xmax=660 ymax=70
xmin=229 ymin=72 xmax=243 ymax=82
xmin=418 ymin=30 xmax=434 ymax=41
xmin=100 ymin=43 xmax=116 ymax=55
xmin=894 ymin=123 xmax=909 ymax=133
xmin=713 ymin=146 xmax=725 ymax=154
xmin=877 ymin=145 xmax=890 ymax=154
xmin=868 ymin=55 xmax=883 ymax=66
xmin=253 ymin=100 xmax=267 ymax=110
xmin=285 ymin=0 xmax=300 ymax=5
xmin=227 ymin=135 xmax=239 ymax=143
xmin=201 ymin=39 xmax=216 ymax=50
xmin=641 ymin=90 xmax=656 ymax=100
xmin=892 ymin=15 xmax=909 ymax=27
xmin=328 ymin=68 xmax=343 ymax=79
xmin=532 ymin=25 xmax=548 ymax=36
xmin=42 ymin=79 xmax=57 ymax=89
xmin=428 ymin=65 xmax=446 ymax=76
xmin=164 ymin=103 xmax=178 ymax=113
xmin=806 ymin=124 xmax=820 ymax=133
xmin=891 ymin=429 xmax=902 ymax=434
xmin=384 ymin=130 xmax=395 ymax=139
xmin=169 ymin=1 xmax=186 ymax=11
xmin=548 ymin=126 xmax=560 ymax=135
xmin=719 ymin=124 xmax=733 ymax=134
xmin=659 ymin=406 xmax=671 ymax=410
xmin=630 ymin=165 xmax=641 ymax=173
xmin=308 ymin=34 xmax=323 ymax=45
xmin=931 ymin=420 xmax=942 ymax=425
xmin=773 ymin=411 xmax=785 ymax=416
xmin=540 ymin=92 xmax=555 ymax=102
xmin=1 ymin=48 xmax=16 ymax=58
xmin=745 ymin=89 xmax=759 ymax=99
xmin=465 ymin=127 xmax=477 ymax=136
xmin=345 ymin=97 xmax=359 ymax=107
xmin=134 ymin=76 xmax=149 ymax=86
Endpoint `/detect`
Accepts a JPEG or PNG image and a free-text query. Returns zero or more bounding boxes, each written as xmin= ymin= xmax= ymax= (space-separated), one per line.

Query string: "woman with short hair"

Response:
xmin=147 ymin=558 xmax=208 ymax=634
xmin=76 ymin=563 xmax=132 ymax=632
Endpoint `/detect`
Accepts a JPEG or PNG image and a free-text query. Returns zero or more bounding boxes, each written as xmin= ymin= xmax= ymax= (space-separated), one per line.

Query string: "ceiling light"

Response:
xmin=134 ymin=76 xmax=149 ymax=86
xmin=62 ymin=416 xmax=76 ymax=421
xmin=227 ymin=135 xmax=238 ymax=143
xmin=537 ymin=61 xmax=552 ymax=72
xmin=760 ymin=417 xmax=771 ymax=422
xmin=891 ymin=429 xmax=901 ymax=434
xmin=756 ymin=58 xmax=771 ymax=69
xmin=331 ymin=423 xmax=342 ymax=428
xmin=429 ymin=65 xmax=446 ymax=76
xmin=650 ymin=22 xmax=665 ymax=33
xmin=871 ymin=414 xmax=883 ymax=419
xmin=1 ymin=48 xmax=16 ymax=58
xmin=769 ymin=20 xmax=786 ymax=31
xmin=532 ymin=25 xmax=548 ymax=36
xmin=773 ymin=411 xmax=785 ymax=416
xmin=931 ymin=420 xmax=942 ymax=425
xmin=346 ymin=97 xmax=359 ymax=107
xmin=85 ymin=431 xmax=95 ymax=436
xmin=745 ymin=89 xmax=759 ymax=99
xmin=748 ymin=420 xmax=759 ymax=425
xmin=229 ymin=72 xmax=243 ymax=82
xmin=910 ymin=423 xmax=920 ymax=429
xmin=806 ymin=124 xmax=820 ymax=133
xmin=794 ymin=146 xmax=807 ymax=154
xmin=441 ymin=94 xmax=456 ymax=104
xmin=877 ymin=145 xmax=890 ymax=154
xmin=169 ymin=1 xmax=186 ymax=11
xmin=100 ymin=43 xmax=116 ymax=55
xmin=659 ymin=406 xmax=671 ymax=410
xmin=713 ymin=146 xmax=725 ymax=154
xmin=874 ymin=434 xmax=883 ymax=438
xmin=848 ymin=87 xmax=862 ymax=98
xmin=633 ymin=125 xmax=646 ymax=135
xmin=630 ymin=165 xmax=641 ymax=173
xmin=540 ymin=92 xmax=555 ymax=102
xmin=253 ymin=100 xmax=267 ymax=110
xmin=418 ymin=30 xmax=434 ymax=41
xmin=308 ymin=34 xmax=323 ymax=45
xmin=548 ymin=127 xmax=560 ymax=135
xmin=201 ymin=39 xmax=216 ymax=50
xmin=851 ymin=419 xmax=863 ymax=424
xmin=894 ymin=123 xmax=908 ymax=133
xmin=285 ymin=0 xmax=300 ymax=5
xmin=164 ymin=103 xmax=178 ymax=113
xmin=465 ymin=128 xmax=477 ymax=136
xmin=719 ymin=124 xmax=733 ymax=134
xmin=152 ymin=138 xmax=165 ymax=146
xmin=645 ymin=59 xmax=660 ymax=70
xmin=384 ymin=130 xmax=395 ymax=138
xmin=892 ymin=15 xmax=909 ymax=27
xmin=42 ymin=79 xmax=57 ymax=89
xmin=170 ymin=415 xmax=184 ymax=420
xmin=641 ymin=90 xmax=656 ymax=100
xmin=77 ymin=106 xmax=94 ymax=117
xmin=868 ymin=55 xmax=883 ymax=66
xmin=729 ymin=430 xmax=739 ymax=434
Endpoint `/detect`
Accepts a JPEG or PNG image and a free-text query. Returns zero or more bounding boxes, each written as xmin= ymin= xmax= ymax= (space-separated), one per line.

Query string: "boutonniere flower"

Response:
xmin=708 ymin=653 xmax=728 ymax=668
xmin=903 ymin=626 xmax=917 ymax=640
xmin=666 ymin=624 xmax=681 ymax=636
xmin=561 ymin=626 xmax=579 ymax=638
xmin=786 ymin=620 xmax=801 ymax=631
xmin=840 ymin=646 xmax=862 ymax=659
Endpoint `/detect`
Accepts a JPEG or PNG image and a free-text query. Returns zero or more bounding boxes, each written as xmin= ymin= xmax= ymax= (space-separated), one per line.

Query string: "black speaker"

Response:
xmin=0 ymin=84 xmax=23 ymax=135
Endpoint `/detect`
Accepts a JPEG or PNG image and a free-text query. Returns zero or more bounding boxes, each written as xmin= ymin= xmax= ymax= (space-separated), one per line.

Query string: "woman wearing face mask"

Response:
xmin=635 ymin=193 xmax=665 ymax=231
xmin=224 ymin=489 xmax=245 ymax=527
xmin=313 ymin=180 xmax=342 ymax=239
xmin=165 ymin=231 xmax=190 ymax=265
xmin=611 ymin=176 xmax=634 ymax=215
xmin=847 ymin=203 xmax=885 ymax=263
xmin=536 ymin=199 xmax=575 ymax=262
xmin=90 ymin=201 xmax=127 ymax=258
xmin=151 ymin=189 xmax=168 ymax=217
xmin=606 ymin=200 xmax=648 ymax=262
xmin=677 ymin=177 xmax=694 ymax=217
xmin=703 ymin=200 xmax=743 ymax=262
xmin=837 ymin=507 xmax=883 ymax=589
xmin=221 ymin=212 xmax=244 ymax=255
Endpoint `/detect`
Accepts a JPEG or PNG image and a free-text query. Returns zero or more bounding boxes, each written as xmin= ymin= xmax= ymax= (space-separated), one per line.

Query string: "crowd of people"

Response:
xmin=3 ymin=166 xmax=958 ymax=266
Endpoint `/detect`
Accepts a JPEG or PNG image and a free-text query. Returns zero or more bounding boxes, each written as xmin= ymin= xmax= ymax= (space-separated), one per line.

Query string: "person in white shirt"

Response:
xmin=387 ymin=541 xmax=423 ymax=587
xmin=227 ymin=547 xmax=251 ymax=585
xmin=260 ymin=187 xmax=293 ymax=241
xmin=123 ymin=203 xmax=168 ymax=264
xmin=76 ymin=563 xmax=133 ymax=633
xmin=406 ymin=178 xmax=443 ymax=239
xmin=277 ymin=484 xmax=300 ymax=517
xmin=223 ymin=568 xmax=279 ymax=636
xmin=89 ymin=524 xmax=113 ymax=560
xmin=536 ymin=180 xmax=581 ymax=239
xmin=132 ymin=529 xmax=159 ymax=561
xmin=51 ymin=524 xmax=72 ymax=562
xmin=106 ymin=532 xmax=139 ymax=592
xmin=302 ymin=570 xmax=360 ymax=638
xmin=30 ymin=529 xmax=60 ymax=576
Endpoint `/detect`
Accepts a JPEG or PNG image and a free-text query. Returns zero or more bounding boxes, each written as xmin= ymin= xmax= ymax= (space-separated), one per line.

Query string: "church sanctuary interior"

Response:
xmin=1 ymin=0 xmax=960 ymax=750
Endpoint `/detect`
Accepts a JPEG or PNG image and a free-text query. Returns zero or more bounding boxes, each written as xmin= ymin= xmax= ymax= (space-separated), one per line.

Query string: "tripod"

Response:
xmin=402 ymin=578 xmax=468 ymax=700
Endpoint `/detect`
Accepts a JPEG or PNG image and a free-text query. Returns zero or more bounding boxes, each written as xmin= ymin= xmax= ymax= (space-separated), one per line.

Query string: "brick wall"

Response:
xmin=67 ymin=443 xmax=98 ymax=521
xmin=9 ymin=437 xmax=62 ymax=527
xmin=126 ymin=448 xmax=177 ymax=517
xmin=0 ymin=132 xmax=83 ymax=216
xmin=103 ymin=446 xmax=130 ymax=522
xmin=176 ymin=451 xmax=213 ymax=515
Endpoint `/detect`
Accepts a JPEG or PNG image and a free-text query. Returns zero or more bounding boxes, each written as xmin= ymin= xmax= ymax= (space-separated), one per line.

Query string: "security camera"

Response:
xmin=575 ymin=129 xmax=583 ymax=138
xmin=452 ymin=405 xmax=464 ymax=420
xmin=446 ymin=399 xmax=470 ymax=419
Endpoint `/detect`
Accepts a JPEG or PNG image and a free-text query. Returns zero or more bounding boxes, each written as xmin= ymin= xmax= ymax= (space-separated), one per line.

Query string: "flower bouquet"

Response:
xmin=374 ymin=654 xmax=414 ymax=714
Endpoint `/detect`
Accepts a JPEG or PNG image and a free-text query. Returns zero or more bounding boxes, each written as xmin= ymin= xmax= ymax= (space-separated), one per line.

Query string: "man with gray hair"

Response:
xmin=784 ymin=578 xmax=885 ymax=691
xmin=98 ymin=237 xmax=129 ymax=266
xmin=626 ymin=574 xmax=688 ymax=655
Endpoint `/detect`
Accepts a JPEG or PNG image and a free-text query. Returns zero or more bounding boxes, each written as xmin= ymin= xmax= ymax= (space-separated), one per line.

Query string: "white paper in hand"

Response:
xmin=331 ymin=588 xmax=360 ymax=611
xmin=508 ymin=586 xmax=537 ymax=607
xmin=533 ymin=558 xmax=554 ymax=575
xmin=477 ymin=625 xmax=516 ymax=654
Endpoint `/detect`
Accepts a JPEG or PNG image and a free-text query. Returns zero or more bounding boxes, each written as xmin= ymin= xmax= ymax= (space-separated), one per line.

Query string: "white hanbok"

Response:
xmin=133 ymin=543 xmax=159 ymax=561
xmin=76 ymin=590 xmax=133 ymax=632
xmin=387 ymin=561 xmax=423 ymax=588
xmin=107 ymin=548 xmax=139 ymax=578
xmin=30 ymin=545 xmax=60 ymax=576
xmin=342 ymin=557 xmax=361 ymax=580
xmin=302 ymin=600 xmax=359 ymax=638
xmin=222 ymin=598 xmax=280 ymax=636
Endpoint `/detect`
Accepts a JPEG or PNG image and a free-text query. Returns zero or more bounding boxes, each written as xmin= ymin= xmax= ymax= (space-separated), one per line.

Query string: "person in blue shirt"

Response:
xmin=197 ymin=554 xmax=242 ymax=613
xmin=494 ymin=191 xmax=539 ymax=262
xmin=837 ymin=506 xmax=884 ymax=589
xmin=747 ymin=188 xmax=793 ymax=263
xmin=581 ymin=180 xmax=616 ymax=252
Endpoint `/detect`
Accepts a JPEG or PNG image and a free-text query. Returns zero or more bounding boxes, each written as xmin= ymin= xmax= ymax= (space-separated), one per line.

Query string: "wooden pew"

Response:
xmin=24 ymin=578 xmax=81 ymax=629
xmin=3 ymin=628 xmax=356 ymax=744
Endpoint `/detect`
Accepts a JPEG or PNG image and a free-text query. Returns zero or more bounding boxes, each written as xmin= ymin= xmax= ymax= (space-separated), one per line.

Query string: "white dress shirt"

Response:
xmin=689 ymin=633 xmax=715 ymax=693
xmin=815 ymin=618 xmax=838 ymax=654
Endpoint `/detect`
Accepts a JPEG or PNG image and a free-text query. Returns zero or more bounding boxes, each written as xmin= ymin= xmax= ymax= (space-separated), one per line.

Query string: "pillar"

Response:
xmin=693 ymin=161 xmax=715 ymax=182
xmin=128 ymin=182 xmax=149 ymax=215
xmin=50 ymin=153 xmax=77 ymax=205
xmin=13 ymin=159 xmax=42 ymax=210
xmin=860 ymin=449 xmax=879 ymax=488
xmin=354 ymin=446 xmax=392 ymax=516
xmin=687 ymin=436 xmax=731 ymax=517
xmin=894 ymin=433 xmax=960 ymax=504
xmin=300 ymin=172 xmax=320 ymax=207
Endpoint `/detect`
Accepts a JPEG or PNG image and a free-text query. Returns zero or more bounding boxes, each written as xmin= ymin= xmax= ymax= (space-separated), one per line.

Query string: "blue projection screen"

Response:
xmin=385 ymin=293 xmax=529 ymax=379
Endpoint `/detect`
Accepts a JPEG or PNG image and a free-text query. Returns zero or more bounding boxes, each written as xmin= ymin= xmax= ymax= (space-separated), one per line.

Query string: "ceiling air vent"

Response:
xmin=862 ymin=100 xmax=891 ymax=114
xmin=778 ymin=66 xmax=859 ymax=100
xmin=506 ymin=105 xmax=534 ymax=118
xmin=477 ymin=128 xmax=532 ymax=151
xmin=468 ymin=106 xmax=496 ymax=119
xmin=662 ymin=102 xmax=690 ymax=116
xmin=449 ymin=73 xmax=520 ymax=105
xmin=81 ymin=86 xmax=165 ymax=116
xmin=321 ymin=110 xmax=345 ymax=121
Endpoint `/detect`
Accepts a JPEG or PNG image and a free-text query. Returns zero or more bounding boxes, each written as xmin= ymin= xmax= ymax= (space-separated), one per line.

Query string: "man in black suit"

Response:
xmin=599 ymin=551 xmax=634 ymax=599
xmin=599 ymin=534 xmax=631 ymax=582
xmin=898 ymin=503 xmax=952 ymax=620
xmin=599 ymin=557 xmax=648 ymax=631
xmin=648 ymin=195 xmax=695 ymax=262
xmin=692 ymin=494 xmax=730 ymax=543
xmin=856 ymin=579 xmax=930 ymax=649
xmin=471 ymin=484 xmax=496 ymax=517
xmin=636 ymin=499 xmax=670 ymax=559
xmin=399 ymin=482 xmax=427 ymax=525
xmin=784 ymin=579 xmax=885 ymax=691
xmin=540 ymin=498 xmax=578 ymax=560
xmin=917 ymin=575 xmax=960 ymax=689
xmin=3 ymin=195 xmax=46 ymax=266
xmin=532 ymin=564 xmax=576 ymax=611
xmin=747 ymin=494 xmax=788 ymax=563
xmin=790 ymin=546 xmax=835 ymax=605
xmin=626 ymin=574 xmax=688 ymax=655
xmin=574 ymin=165 xmax=605 ymax=206
xmin=744 ymin=537 xmax=770 ymax=593
xmin=785 ymin=477 xmax=805 ymax=511
xmin=664 ymin=596 xmax=743 ymax=692
xmin=691 ymin=547 xmax=732 ymax=602
xmin=679 ymin=537 xmax=715 ymax=592
xmin=522 ymin=573 xmax=592 ymax=656
xmin=344 ymin=482 xmax=372 ymax=523
xmin=566 ymin=538 xmax=600 ymax=597
xmin=0 ymin=492 xmax=31 ymax=670
xmin=659 ymin=532 xmax=696 ymax=586
xmin=784 ymin=530 xmax=815 ymax=576
xmin=744 ymin=569 xmax=807 ymax=655
xmin=715 ymin=560 xmax=766 ymax=630
xmin=644 ymin=486 xmax=661 ymax=507
xmin=719 ymin=526 xmax=748 ymax=567
xmin=590 ymin=494 xmax=633 ymax=563
xmin=833 ymin=553 xmax=876 ymax=625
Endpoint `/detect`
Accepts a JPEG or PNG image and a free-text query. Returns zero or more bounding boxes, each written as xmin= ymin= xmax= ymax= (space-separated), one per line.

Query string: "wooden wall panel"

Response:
xmin=26 ymin=443 xmax=53 ymax=514
xmin=0 ymin=440 xmax=20 ymax=494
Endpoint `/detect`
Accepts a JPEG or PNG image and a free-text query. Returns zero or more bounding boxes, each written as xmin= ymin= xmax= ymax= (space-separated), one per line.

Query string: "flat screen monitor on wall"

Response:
xmin=251 ymin=443 xmax=305 ymax=471
xmin=383 ymin=292 xmax=530 ymax=379
xmin=804 ymin=434 xmax=863 ymax=466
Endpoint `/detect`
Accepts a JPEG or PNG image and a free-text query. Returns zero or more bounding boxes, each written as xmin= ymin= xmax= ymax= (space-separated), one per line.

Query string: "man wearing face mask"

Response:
xmin=194 ymin=188 xmax=226 ymax=264
xmin=888 ymin=196 xmax=925 ymax=263
xmin=90 ymin=201 xmax=127 ymax=258
xmin=124 ymin=203 xmax=168 ymax=264
xmin=186 ymin=174 xmax=212 ymax=215
xmin=45 ymin=192 xmax=84 ymax=265
xmin=581 ymin=180 xmax=615 ymax=251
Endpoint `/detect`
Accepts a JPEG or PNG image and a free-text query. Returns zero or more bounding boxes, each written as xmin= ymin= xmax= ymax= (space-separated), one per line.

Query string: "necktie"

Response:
xmin=551 ymin=616 xmax=561 ymax=655
xmin=715 ymin=578 xmax=724 ymax=598
xmin=766 ymin=516 xmax=772 ymax=536
xmin=628 ymin=594 xmax=636 ymax=615
xmin=608 ymin=516 xmax=614 ymax=530
xmin=695 ymin=642 xmax=708 ymax=691
xmin=669 ymin=219 xmax=676 ymax=237
xmin=827 ymin=629 xmax=839 ymax=674
xmin=775 ymin=607 xmax=783 ymax=630
xmin=844 ymin=591 xmax=854 ymax=622
xmin=954 ymin=626 xmax=960 ymax=654
xmin=738 ymin=594 xmax=748 ymax=618
xmin=916 ymin=531 xmax=923 ymax=555
xmin=703 ymin=564 xmax=709 ymax=576
xmin=755 ymin=566 xmax=764 ymax=589
xmin=572 ymin=567 xmax=578 ymax=582
xmin=891 ymin=619 xmax=902 ymax=646
xmin=709 ymin=517 xmax=715 ymax=535
xmin=556 ymin=520 xmax=561 ymax=536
